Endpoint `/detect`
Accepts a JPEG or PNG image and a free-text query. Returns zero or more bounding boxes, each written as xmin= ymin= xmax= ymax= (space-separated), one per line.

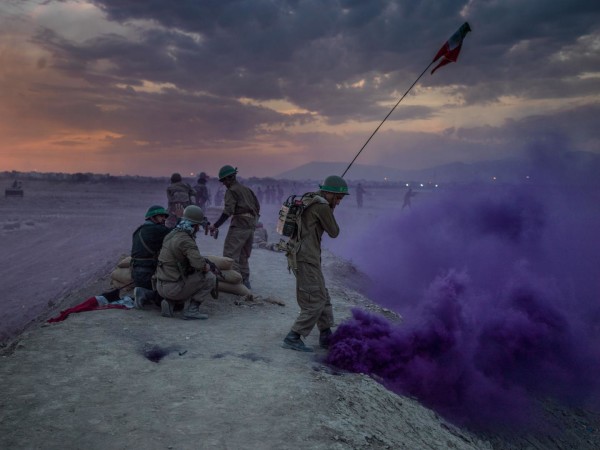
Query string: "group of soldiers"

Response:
xmin=130 ymin=164 xmax=350 ymax=352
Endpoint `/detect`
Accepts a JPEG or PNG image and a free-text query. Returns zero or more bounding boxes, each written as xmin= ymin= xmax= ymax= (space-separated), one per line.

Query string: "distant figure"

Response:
xmin=214 ymin=186 xmax=224 ymax=206
xmin=166 ymin=173 xmax=196 ymax=228
xmin=256 ymin=186 xmax=264 ymax=204
xmin=253 ymin=222 xmax=284 ymax=252
xmin=277 ymin=184 xmax=284 ymax=204
xmin=402 ymin=188 xmax=416 ymax=210
xmin=193 ymin=172 xmax=210 ymax=211
xmin=355 ymin=183 xmax=367 ymax=208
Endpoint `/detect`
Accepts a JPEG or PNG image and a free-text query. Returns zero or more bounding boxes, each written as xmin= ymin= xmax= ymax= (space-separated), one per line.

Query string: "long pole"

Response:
xmin=341 ymin=61 xmax=435 ymax=178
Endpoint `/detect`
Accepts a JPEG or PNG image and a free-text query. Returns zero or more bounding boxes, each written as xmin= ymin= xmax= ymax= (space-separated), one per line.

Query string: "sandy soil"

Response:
xmin=1 ymin=179 xmax=599 ymax=449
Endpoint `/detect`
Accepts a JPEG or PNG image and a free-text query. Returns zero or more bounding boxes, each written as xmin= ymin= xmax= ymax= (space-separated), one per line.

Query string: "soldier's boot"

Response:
xmin=242 ymin=278 xmax=252 ymax=290
xmin=319 ymin=328 xmax=333 ymax=349
xmin=182 ymin=299 xmax=208 ymax=320
xmin=160 ymin=299 xmax=174 ymax=318
xmin=282 ymin=331 xmax=313 ymax=352
xmin=134 ymin=287 xmax=153 ymax=310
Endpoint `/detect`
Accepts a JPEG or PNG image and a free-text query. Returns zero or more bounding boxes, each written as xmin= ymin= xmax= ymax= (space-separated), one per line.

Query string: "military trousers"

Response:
xmin=157 ymin=271 xmax=216 ymax=305
xmin=132 ymin=265 xmax=155 ymax=291
xmin=291 ymin=261 xmax=334 ymax=337
xmin=223 ymin=226 xmax=254 ymax=282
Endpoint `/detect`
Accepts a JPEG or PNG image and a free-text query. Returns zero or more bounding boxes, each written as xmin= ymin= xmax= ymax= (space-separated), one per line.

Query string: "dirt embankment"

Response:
xmin=1 ymin=179 xmax=599 ymax=449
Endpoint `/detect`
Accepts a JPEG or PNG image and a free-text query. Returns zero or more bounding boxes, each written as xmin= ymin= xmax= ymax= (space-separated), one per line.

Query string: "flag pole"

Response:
xmin=341 ymin=61 xmax=435 ymax=178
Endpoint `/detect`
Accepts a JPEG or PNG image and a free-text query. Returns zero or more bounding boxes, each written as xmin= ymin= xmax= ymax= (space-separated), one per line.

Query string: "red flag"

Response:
xmin=431 ymin=22 xmax=472 ymax=74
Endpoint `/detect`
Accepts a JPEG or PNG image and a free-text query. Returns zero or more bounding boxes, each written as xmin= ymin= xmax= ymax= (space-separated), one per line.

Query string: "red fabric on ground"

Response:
xmin=47 ymin=297 xmax=128 ymax=323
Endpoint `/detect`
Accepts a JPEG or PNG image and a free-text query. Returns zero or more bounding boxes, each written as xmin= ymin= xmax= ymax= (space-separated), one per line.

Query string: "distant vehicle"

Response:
xmin=5 ymin=180 xmax=24 ymax=197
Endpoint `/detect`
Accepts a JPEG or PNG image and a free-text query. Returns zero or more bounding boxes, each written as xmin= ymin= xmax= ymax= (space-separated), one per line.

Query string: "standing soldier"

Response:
xmin=155 ymin=205 xmax=216 ymax=320
xmin=282 ymin=175 xmax=349 ymax=352
xmin=402 ymin=187 xmax=416 ymax=210
xmin=208 ymin=165 xmax=260 ymax=289
xmin=166 ymin=173 xmax=196 ymax=228
xmin=355 ymin=182 xmax=367 ymax=208
xmin=131 ymin=205 xmax=171 ymax=309
xmin=193 ymin=172 xmax=210 ymax=211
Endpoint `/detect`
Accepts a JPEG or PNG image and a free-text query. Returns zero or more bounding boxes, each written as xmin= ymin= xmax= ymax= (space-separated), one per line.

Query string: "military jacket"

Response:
xmin=294 ymin=195 xmax=339 ymax=266
xmin=223 ymin=180 xmax=260 ymax=228
xmin=167 ymin=181 xmax=195 ymax=205
xmin=156 ymin=229 xmax=207 ymax=282
xmin=131 ymin=221 xmax=171 ymax=267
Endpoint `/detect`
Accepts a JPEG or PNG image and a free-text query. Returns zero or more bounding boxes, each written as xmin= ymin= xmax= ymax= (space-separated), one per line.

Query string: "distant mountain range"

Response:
xmin=277 ymin=152 xmax=600 ymax=185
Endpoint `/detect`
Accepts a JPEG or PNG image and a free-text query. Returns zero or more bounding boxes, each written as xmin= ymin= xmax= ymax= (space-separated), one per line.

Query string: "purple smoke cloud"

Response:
xmin=326 ymin=182 xmax=600 ymax=430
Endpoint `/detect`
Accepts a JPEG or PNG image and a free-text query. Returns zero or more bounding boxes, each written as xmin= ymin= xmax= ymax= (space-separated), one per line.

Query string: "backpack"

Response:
xmin=277 ymin=193 xmax=317 ymax=238
xmin=277 ymin=193 xmax=328 ymax=271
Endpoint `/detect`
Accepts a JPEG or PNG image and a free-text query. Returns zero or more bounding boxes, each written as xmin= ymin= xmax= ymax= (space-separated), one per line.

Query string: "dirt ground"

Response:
xmin=1 ymin=178 xmax=599 ymax=449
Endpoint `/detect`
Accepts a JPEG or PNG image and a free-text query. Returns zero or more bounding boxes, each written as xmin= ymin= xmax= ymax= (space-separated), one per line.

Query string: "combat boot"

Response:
xmin=160 ymin=299 xmax=174 ymax=318
xmin=182 ymin=299 xmax=208 ymax=320
xmin=319 ymin=328 xmax=333 ymax=349
xmin=134 ymin=287 xmax=152 ymax=310
xmin=242 ymin=278 xmax=252 ymax=290
xmin=282 ymin=331 xmax=313 ymax=352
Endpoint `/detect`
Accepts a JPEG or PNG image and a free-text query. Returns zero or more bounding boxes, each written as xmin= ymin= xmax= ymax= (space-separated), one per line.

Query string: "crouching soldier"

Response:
xmin=131 ymin=205 xmax=171 ymax=309
xmin=155 ymin=205 xmax=217 ymax=320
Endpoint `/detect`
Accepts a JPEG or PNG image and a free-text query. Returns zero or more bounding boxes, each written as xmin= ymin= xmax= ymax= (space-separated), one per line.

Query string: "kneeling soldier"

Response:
xmin=156 ymin=205 xmax=216 ymax=320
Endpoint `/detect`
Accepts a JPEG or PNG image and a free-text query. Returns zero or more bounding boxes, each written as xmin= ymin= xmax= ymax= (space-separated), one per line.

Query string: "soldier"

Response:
xmin=282 ymin=175 xmax=349 ymax=352
xmin=402 ymin=187 xmax=416 ymax=210
xmin=208 ymin=165 xmax=260 ymax=289
xmin=166 ymin=173 xmax=196 ymax=228
xmin=155 ymin=205 xmax=217 ymax=320
xmin=252 ymin=222 xmax=284 ymax=252
xmin=131 ymin=205 xmax=171 ymax=309
xmin=193 ymin=172 xmax=210 ymax=211
xmin=355 ymin=182 xmax=367 ymax=208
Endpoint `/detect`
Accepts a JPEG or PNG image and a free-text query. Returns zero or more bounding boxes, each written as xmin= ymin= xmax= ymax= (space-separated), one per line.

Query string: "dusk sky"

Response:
xmin=1 ymin=0 xmax=598 ymax=178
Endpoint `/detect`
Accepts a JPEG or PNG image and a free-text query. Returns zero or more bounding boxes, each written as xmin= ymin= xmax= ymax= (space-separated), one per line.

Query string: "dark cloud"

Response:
xmin=2 ymin=0 xmax=599 ymax=175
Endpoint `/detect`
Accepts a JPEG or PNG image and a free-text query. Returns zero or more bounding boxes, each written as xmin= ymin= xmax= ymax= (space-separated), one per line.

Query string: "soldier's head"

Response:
xmin=198 ymin=172 xmax=208 ymax=183
xmin=170 ymin=172 xmax=182 ymax=183
xmin=145 ymin=205 xmax=169 ymax=224
xmin=182 ymin=205 xmax=205 ymax=232
xmin=218 ymin=165 xmax=238 ymax=188
xmin=319 ymin=175 xmax=349 ymax=209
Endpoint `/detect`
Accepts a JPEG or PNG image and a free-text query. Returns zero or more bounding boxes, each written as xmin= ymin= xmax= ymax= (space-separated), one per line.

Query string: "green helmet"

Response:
xmin=145 ymin=205 xmax=169 ymax=219
xmin=182 ymin=205 xmax=205 ymax=224
xmin=319 ymin=175 xmax=349 ymax=195
xmin=218 ymin=165 xmax=238 ymax=180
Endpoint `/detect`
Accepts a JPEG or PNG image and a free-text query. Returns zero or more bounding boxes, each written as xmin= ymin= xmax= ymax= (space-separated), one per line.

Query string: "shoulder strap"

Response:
xmin=138 ymin=228 xmax=157 ymax=258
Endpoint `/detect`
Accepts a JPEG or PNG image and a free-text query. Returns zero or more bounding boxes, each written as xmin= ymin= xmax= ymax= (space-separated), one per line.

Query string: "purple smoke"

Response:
xmin=326 ymin=181 xmax=600 ymax=430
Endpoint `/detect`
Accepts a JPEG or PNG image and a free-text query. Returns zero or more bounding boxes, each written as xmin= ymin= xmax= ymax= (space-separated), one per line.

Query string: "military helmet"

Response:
xmin=170 ymin=172 xmax=182 ymax=183
xmin=319 ymin=175 xmax=349 ymax=195
xmin=145 ymin=205 xmax=169 ymax=219
xmin=182 ymin=205 xmax=205 ymax=224
xmin=198 ymin=171 xmax=208 ymax=180
xmin=218 ymin=165 xmax=238 ymax=180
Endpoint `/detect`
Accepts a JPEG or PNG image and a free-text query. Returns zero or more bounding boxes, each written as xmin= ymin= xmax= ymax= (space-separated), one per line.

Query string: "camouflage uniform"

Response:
xmin=287 ymin=194 xmax=339 ymax=337
xmin=155 ymin=229 xmax=215 ymax=306
xmin=221 ymin=181 xmax=260 ymax=283
xmin=166 ymin=181 xmax=195 ymax=228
